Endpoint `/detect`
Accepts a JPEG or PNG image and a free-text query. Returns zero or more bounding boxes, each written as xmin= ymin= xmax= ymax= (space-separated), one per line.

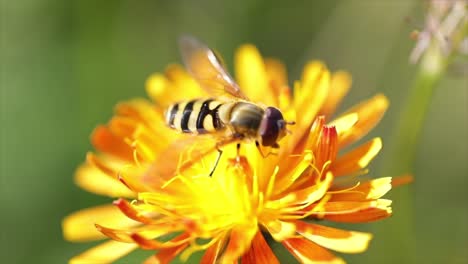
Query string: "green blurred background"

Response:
xmin=2 ymin=0 xmax=467 ymax=263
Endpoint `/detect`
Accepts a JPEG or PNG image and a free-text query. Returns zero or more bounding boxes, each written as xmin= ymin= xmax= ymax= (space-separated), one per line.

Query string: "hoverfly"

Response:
xmin=161 ymin=35 xmax=295 ymax=176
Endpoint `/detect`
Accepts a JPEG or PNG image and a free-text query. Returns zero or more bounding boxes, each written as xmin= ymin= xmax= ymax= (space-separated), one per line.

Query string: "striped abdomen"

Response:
xmin=165 ymin=98 xmax=224 ymax=134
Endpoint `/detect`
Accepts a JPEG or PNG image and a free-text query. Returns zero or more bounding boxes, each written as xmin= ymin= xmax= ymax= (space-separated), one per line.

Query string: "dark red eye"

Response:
xmin=259 ymin=107 xmax=284 ymax=146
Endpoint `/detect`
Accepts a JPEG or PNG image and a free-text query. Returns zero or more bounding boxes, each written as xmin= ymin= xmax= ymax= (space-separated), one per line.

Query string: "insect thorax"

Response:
xmin=226 ymin=102 xmax=265 ymax=139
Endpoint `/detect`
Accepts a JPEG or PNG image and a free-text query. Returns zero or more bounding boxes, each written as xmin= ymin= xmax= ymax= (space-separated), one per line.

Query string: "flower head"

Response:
xmin=410 ymin=0 xmax=467 ymax=71
xmin=63 ymin=41 xmax=400 ymax=263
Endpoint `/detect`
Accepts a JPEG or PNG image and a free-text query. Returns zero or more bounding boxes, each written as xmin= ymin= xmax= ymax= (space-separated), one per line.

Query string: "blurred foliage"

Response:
xmin=2 ymin=0 xmax=467 ymax=263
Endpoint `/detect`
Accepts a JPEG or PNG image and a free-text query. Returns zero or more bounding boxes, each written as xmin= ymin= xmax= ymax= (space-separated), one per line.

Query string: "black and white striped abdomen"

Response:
xmin=165 ymin=98 xmax=224 ymax=134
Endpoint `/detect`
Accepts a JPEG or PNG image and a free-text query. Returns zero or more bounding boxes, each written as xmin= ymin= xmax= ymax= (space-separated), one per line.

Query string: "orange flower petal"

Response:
xmin=74 ymin=163 xmax=134 ymax=198
xmin=201 ymin=237 xmax=226 ymax=264
xmin=323 ymin=207 xmax=392 ymax=223
xmin=264 ymin=58 xmax=290 ymax=108
xmin=294 ymin=221 xmax=372 ymax=253
xmin=241 ymin=231 xmax=279 ymax=264
xmin=329 ymin=113 xmax=358 ymax=140
xmin=69 ymin=240 xmax=138 ymax=264
xmin=219 ymin=225 xmax=258 ymax=263
xmin=331 ymin=137 xmax=382 ymax=177
xmin=338 ymin=94 xmax=389 ymax=148
xmin=263 ymin=220 xmax=296 ymax=241
xmin=145 ymin=66 xmax=206 ymax=107
xmin=282 ymin=238 xmax=345 ymax=264
xmin=63 ymin=204 xmax=139 ymax=242
xmin=130 ymin=232 xmax=191 ymax=250
xmin=318 ymin=199 xmax=393 ymax=223
xmin=145 ymin=73 xmax=173 ymax=107
xmin=85 ymin=153 xmax=117 ymax=179
xmin=113 ymin=198 xmax=155 ymax=224
xmin=108 ymin=116 xmax=164 ymax=161
xmin=143 ymin=255 xmax=159 ymax=264
xmin=264 ymin=58 xmax=288 ymax=89
xmin=319 ymin=71 xmax=352 ymax=118
xmin=329 ymin=177 xmax=392 ymax=201
xmin=153 ymin=233 xmax=190 ymax=264
xmin=392 ymin=173 xmax=414 ymax=187
xmin=164 ymin=64 xmax=208 ymax=99
xmin=301 ymin=115 xmax=326 ymax=153
xmin=114 ymin=99 xmax=170 ymax=138
xmin=273 ymin=171 xmax=332 ymax=208
xmin=91 ymin=125 xmax=133 ymax=161
xmin=315 ymin=125 xmax=338 ymax=170
xmin=294 ymin=61 xmax=330 ymax=132
xmin=235 ymin=44 xmax=275 ymax=105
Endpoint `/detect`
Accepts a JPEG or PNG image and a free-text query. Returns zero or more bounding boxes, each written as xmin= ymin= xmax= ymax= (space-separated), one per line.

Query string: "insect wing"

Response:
xmin=179 ymin=35 xmax=249 ymax=100
xmin=144 ymin=134 xmax=236 ymax=181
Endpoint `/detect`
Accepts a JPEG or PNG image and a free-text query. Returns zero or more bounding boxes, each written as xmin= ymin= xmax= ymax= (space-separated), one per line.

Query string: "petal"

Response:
xmin=329 ymin=113 xmax=358 ymax=139
xmin=338 ymin=94 xmax=389 ymax=148
xmin=272 ymin=171 xmax=333 ymax=208
xmin=294 ymin=61 xmax=330 ymax=131
xmin=113 ymin=198 xmax=155 ymax=224
xmin=301 ymin=115 xmax=326 ymax=153
xmin=114 ymin=99 xmax=172 ymax=139
xmin=164 ymin=64 xmax=208 ymax=99
xmin=108 ymin=116 xmax=164 ymax=161
xmin=315 ymin=125 xmax=338 ymax=170
xmin=85 ymin=153 xmax=151 ymax=193
xmin=85 ymin=152 xmax=118 ymax=179
xmin=63 ymin=204 xmax=139 ymax=242
xmin=263 ymin=220 xmax=296 ymax=241
xmin=201 ymin=237 xmax=226 ymax=264
xmin=219 ymin=225 xmax=258 ymax=263
xmin=235 ymin=44 xmax=275 ymax=105
xmin=319 ymin=71 xmax=352 ymax=118
xmin=74 ymin=162 xmax=134 ymax=198
xmin=153 ymin=233 xmax=190 ymax=264
xmin=294 ymin=221 xmax=372 ymax=253
xmin=69 ymin=240 xmax=138 ymax=264
xmin=391 ymin=173 xmax=414 ymax=187
xmin=323 ymin=206 xmax=392 ymax=223
xmin=145 ymin=65 xmax=206 ymax=107
xmin=329 ymin=177 xmax=392 ymax=201
xmin=143 ymin=255 xmax=159 ymax=264
xmin=130 ymin=232 xmax=191 ymax=250
xmin=241 ymin=231 xmax=279 ymax=264
xmin=317 ymin=199 xmax=393 ymax=223
xmin=282 ymin=238 xmax=345 ymax=264
xmin=264 ymin=58 xmax=288 ymax=89
xmin=96 ymin=221 xmax=182 ymax=243
xmin=91 ymin=125 xmax=133 ymax=161
xmin=331 ymin=137 xmax=382 ymax=177
xmin=264 ymin=58 xmax=290 ymax=108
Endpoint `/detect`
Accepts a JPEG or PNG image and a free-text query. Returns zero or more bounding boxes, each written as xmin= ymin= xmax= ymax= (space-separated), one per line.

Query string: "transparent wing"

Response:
xmin=179 ymin=35 xmax=249 ymax=100
xmin=144 ymin=134 xmax=237 ymax=181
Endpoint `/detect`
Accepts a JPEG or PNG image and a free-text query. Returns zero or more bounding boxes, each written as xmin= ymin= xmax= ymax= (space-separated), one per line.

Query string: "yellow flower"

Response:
xmin=63 ymin=43 xmax=406 ymax=263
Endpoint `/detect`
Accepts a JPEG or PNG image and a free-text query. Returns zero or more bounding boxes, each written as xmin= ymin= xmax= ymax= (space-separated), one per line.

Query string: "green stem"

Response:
xmin=391 ymin=45 xmax=447 ymax=174
xmin=368 ymin=43 xmax=448 ymax=264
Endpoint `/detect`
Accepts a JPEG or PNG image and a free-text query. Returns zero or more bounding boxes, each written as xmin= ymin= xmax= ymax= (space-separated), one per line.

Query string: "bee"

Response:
xmin=162 ymin=35 xmax=295 ymax=176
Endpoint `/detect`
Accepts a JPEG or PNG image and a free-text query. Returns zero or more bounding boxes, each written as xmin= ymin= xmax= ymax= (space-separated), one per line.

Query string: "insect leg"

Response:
xmin=209 ymin=144 xmax=223 ymax=177
xmin=235 ymin=143 xmax=241 ymax=162
xmin=255 ymin=141 xmax=278 ymax=158
xmin=255 ymin=141 xmax=267 ymax=158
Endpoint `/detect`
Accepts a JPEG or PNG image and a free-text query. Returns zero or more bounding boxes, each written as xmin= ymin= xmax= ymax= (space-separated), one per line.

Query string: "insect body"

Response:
xmin=166 ymin=98 xmax=291 ymax=148
xmin=164 ymin=36 xmax=294 ymax=149
xmin=165 ymin=99 xmax=224 ymax=134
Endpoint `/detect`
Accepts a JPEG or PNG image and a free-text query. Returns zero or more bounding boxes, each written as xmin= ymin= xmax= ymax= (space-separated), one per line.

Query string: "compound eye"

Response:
xmin=259 ymin=107 xmax=284 ymax=147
